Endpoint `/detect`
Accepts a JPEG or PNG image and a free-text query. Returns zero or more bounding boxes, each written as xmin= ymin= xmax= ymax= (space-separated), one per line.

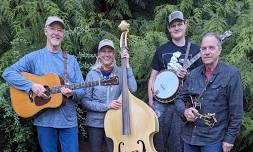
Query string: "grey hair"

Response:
xmin=200 ymin=32 xmax=222 ymax=49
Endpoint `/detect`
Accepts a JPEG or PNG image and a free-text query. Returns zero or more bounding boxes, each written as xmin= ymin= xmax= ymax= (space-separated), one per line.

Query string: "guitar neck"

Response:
xmin=50 ymin=80 xmax=101 ymax=94
xmin=183 ymin=52 xmax=201 ymax=69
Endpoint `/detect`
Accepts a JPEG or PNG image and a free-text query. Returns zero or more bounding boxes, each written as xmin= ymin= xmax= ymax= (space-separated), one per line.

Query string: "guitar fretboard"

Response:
xmin=50 ymin=80 xmax=100 ymax=94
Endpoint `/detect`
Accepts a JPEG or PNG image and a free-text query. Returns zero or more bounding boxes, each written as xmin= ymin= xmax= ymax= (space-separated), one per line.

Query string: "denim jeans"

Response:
xmin=184 ymin=142 xmax=222 ymax=152
xmin=36 ymin=126 xmax=78 ymax=152
xmin=87 ymin=126 xmax=113 ymax=152
xmin=152 ymin=100 xmax=183 ymax=152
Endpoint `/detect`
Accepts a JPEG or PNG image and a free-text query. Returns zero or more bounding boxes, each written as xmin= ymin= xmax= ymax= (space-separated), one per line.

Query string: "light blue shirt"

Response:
xmin=82 ymin=67 xmax=137 ymax=128
xmin=2 ymin=47 xmax=85 ymax=128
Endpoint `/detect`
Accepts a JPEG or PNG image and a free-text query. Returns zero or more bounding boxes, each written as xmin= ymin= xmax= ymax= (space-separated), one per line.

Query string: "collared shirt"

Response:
xmin=175 ymin=61 xmax=243 ymax=145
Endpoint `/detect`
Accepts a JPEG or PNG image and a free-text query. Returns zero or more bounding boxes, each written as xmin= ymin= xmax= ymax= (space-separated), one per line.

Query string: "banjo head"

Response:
xmin=153 ymin=70 xmax=179 ymax=101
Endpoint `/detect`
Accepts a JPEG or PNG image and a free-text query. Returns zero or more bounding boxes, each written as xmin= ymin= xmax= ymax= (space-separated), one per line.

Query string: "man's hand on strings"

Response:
xmin=61 ymin=87 xmax=74 ymax=98
xmin=184 ymin=107 xmax=198 ymax=122
xmin=32 ymin=83 xmax=47 ymax=97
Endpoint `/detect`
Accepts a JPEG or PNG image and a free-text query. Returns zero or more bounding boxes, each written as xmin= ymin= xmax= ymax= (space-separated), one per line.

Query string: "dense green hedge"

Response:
xmin=0 ymin=0 xmax=253 ymax=151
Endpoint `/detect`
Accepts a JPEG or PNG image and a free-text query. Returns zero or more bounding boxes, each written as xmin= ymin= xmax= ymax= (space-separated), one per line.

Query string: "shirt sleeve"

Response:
xmin=223 ymin=70 xmax=243 ymax=144
xmin=81 ymin=71 xmax=109 ymax=112
xmin=175 ymin=74 xmax=192 ymax=121
xmin=150 ymin=49 xmax=161 ymax=71
xmin=2 ymin=54 xmax=34 ymax=93
xmin=127 ymin=67 xmax=137 ymax=92
xmin=70 ymin=57 xmax=85 ymax=102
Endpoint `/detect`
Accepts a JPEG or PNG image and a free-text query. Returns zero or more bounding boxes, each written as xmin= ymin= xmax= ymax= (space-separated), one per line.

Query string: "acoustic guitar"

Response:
xmin=9 ymin=72 xmax=119 ymax=118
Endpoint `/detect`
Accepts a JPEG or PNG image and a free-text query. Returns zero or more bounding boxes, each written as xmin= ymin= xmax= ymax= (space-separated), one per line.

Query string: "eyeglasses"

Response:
xmin=47 ymin=26 xmax=64 ymax=33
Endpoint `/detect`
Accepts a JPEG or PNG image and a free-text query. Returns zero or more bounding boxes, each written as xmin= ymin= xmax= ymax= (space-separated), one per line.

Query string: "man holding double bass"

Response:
xmin=148 ymin=11 xmax=202 ymax=152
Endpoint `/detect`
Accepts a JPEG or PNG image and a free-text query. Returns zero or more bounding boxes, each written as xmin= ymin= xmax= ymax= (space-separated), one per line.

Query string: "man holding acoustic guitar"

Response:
xmin=175 ymin=32 xmax=243 ymax=152
xmin=148 ymin=11 xmax=202 ymax=152
xmin=2 ymin=16 xmax=84 ymax=152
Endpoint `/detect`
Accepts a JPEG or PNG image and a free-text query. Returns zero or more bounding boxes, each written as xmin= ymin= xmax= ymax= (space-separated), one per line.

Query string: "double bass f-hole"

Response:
xmin=118 ymin=140 xmax=146 ymax=152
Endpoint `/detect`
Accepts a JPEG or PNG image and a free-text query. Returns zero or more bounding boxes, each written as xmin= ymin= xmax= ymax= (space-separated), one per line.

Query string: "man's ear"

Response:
xmin=44 ymin=28 xmax=47 ymax=36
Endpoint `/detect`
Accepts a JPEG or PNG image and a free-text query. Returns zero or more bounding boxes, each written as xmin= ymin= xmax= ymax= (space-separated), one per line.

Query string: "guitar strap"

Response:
xmin=62 ymin=50 xmax=68 ymax=84
xmin=183 ymin=42 xmax=191 ymax=67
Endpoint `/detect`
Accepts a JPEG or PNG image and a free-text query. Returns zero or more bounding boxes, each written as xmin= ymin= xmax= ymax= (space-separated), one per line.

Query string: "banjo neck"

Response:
xmin=183 ymin=30 xmax=232 ymax=70
xmin=183 ymin=52 xmax=201 ymax=69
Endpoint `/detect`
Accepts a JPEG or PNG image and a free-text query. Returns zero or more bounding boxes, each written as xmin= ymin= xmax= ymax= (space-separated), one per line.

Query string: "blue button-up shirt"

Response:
xmin=175 ymin=61 xmax=243 ymax=145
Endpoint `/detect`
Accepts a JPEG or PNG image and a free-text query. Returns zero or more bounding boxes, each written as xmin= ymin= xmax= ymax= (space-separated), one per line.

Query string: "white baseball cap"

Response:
xmin=98 ymin=39 xmax=115 ymax=51
xmin=45 ymin=16 xmax=65 ymax=28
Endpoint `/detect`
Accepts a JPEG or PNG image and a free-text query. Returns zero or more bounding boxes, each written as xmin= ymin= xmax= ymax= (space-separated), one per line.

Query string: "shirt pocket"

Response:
xmin=209 ymin=83 xmax=227 ymax=106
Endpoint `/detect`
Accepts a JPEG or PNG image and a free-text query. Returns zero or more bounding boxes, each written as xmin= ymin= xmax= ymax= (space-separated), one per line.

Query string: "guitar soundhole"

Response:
xmin=34 ymin=86 xmax=51 ymax=106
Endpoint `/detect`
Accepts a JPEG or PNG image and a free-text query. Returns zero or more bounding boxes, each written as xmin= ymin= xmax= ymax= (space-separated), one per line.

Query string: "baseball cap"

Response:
xmin=45 ymin=16 xmax=65 ymax=28
xmin=98 ymin=39 xmax=115 ymax=51
xmin=168 ymin=11 xmax=184 ymax=24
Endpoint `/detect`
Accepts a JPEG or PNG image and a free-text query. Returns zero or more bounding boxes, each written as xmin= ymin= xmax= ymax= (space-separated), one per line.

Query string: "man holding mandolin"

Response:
xmin=2 ymin=16 xmax=84 ymax=152
xmin=175 ymin=32 xmax=243 ymax=152
xmin=148 ymin=11 xmax=202 ymax=152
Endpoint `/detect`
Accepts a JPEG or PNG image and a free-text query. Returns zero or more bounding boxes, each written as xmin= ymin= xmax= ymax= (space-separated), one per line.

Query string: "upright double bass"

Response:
xmin=104 ymin=21 xmax=159 ymax=152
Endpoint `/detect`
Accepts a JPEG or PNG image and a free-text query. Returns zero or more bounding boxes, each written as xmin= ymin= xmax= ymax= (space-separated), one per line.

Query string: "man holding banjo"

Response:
xmin=148 ymin=11 xmax=202 ymax=152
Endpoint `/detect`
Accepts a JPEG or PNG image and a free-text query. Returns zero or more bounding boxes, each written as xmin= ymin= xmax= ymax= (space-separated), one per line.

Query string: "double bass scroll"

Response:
xmin=104 ymin=20 xmax=159 ymax=152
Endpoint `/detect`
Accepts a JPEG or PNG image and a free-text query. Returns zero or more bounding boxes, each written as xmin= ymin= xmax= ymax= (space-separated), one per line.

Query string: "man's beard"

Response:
xmin=51 ymin=37 xmax=61 ymax=47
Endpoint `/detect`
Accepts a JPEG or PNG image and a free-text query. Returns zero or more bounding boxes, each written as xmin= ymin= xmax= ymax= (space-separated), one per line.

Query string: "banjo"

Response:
xmin=152 ymin=31 xmax=232 ymax=103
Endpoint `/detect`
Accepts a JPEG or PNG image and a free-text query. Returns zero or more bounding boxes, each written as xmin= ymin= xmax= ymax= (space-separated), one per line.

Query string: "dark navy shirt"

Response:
xmin=151 ymin=41 xmax=202 ymax=72
xmin=175 ymin=61 xmax=243 ymax=145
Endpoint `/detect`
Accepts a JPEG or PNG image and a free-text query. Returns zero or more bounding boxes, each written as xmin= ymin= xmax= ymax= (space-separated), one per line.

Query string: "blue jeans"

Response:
xmin=152 ymin=100 xmax=183 ymax=152
xmin=184 ymin=142 xmax=222 ymax=152
xmin=87 ymin=126 xmax=113 ymax=152
xmin=36 ymin=126 xmax=78 ymax=152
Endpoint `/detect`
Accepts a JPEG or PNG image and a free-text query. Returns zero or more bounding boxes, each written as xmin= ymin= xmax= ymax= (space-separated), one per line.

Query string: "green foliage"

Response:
xmin=233 ymin=112 xmax=253 ymax=152
xmin=0 ymin=0 xmax=253 ymax=151
xmin=0 ymin=83 xmax=38 ymax=152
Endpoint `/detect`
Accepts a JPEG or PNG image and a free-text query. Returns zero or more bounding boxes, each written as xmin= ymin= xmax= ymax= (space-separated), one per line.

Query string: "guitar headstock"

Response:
xmin=220 ymin=30 xmax=232 ymax=42
xmin=100 ymin=76 xmax=119 ymax=86
xmin=202 ymin=113 xmax=217 ymax=128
